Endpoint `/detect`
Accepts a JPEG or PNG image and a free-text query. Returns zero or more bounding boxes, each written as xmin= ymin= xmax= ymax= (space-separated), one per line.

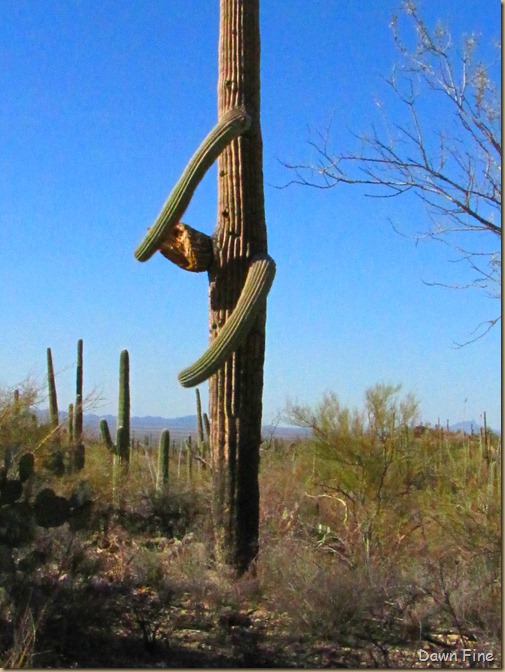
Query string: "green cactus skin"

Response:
xmin=46 ymin=348 xmax=59 ymax=432
xmin=203 ymin=413 xmax=210 ymax=443
xmin=186 ymin=435 xmax=193 ymax=481
xmin=178 ymin=254 xmax=276 ymax=388
xmin=196 ymin=389 xmax=204 ymax=445
xmin=118 ymin=350 xmax=130 ymax=466
xmin=202 ymin=412 xmax=211 ymax=459
xmin=100 ymin=418 xmax=124 ymax=508
xmin=72 ymin=394 xmax=85 ymax=472
xmin=100 ymin=418 xmax=114 ymax=451
xmin=134 ymin=107 xmax=251 ymax=262
xmin=156 ymin=430 xmax=170 ymax=493
xmin=75 ymin=339 xmax=83 ymax=441
xmin=115 ymin=424 xmax=129 ymax=466
xmin=68 ymin=403 xmax=74 ymax=445
xmin=112 ymin=426 xmax=126 ymax=509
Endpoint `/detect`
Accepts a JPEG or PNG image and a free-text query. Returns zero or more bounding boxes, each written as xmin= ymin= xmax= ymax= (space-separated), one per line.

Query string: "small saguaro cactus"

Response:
xmin=156 ymin=430 xmax=170 ymax=494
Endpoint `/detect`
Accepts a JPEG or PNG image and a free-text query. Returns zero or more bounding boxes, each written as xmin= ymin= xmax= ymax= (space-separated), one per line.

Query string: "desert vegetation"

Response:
xmin=0 ymin=349 xmax=500 ymax=668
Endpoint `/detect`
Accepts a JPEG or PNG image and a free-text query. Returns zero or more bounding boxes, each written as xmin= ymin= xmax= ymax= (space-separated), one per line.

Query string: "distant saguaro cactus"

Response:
xmin=67 ymin=403 xmax=74 ymax=445
xmin=133 ymin=0 xmax=272 ymax=573
xmin=156 ymin=430 xmax=170 ymax=493
xmin=99 ymin=349 xmax=131 ymax=508
xmin=117 ymin=349 xmax=130 ymax=467
xmin=74 ymin=339 xmax=83 ymax=443
xmin=99 ymin=352 xmax=130 ymax=471
xmin=46 ymin=348 xmax=59 ymax=437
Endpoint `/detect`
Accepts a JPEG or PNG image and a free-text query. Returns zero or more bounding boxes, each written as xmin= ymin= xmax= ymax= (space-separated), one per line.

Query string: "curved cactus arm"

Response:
xmin=178 ymin=254 xmax=276 ymax=388
xmin=134 ymin=107 xmax=251 ymax=262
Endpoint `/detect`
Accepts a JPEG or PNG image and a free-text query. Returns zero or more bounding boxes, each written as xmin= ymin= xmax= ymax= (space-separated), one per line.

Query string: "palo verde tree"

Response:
xmin=134 ymin=0 xmax=274 ymax=574
xmin=284 ymin=1 xmax=500 ymax=343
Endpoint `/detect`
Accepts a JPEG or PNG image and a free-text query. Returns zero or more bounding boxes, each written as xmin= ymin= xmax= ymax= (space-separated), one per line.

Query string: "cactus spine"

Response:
xmin=156 ymin=430 xmax=170 ymax=493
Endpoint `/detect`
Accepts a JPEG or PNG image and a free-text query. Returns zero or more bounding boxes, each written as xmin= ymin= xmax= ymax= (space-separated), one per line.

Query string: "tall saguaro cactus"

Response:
xmin=134 ymin=0 xmax=272 ymax=573
xmin=209 ymin=0 xmax=268 ymax=572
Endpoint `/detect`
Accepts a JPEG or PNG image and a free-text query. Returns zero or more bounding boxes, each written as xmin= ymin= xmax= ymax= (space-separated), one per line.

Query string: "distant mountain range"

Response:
xmin=35 ymin=410 xmax=309 ymax=442
xmin=34 ymin=410 xmax=497 ymax=442
xmin=448 ymin=420 xmax=492 ymax=435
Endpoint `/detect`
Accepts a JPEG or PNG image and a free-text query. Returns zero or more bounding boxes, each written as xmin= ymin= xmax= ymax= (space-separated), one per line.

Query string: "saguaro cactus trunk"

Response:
xmin=209 ymin=0 xmax=267 ymax=573
xmin=133 ymin=0 xmax=272 ymax=575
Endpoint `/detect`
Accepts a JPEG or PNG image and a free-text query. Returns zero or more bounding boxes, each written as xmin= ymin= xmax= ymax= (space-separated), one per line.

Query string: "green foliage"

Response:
xmin=287 ymin=384 xmax=421 ymax=560
xmin=0 ymin=368 xmax=499 ymax=666
xmin=0 ymin=383 xmax=40 ymax=454
xmin=278 ymin=384 xmax=501 ymax=644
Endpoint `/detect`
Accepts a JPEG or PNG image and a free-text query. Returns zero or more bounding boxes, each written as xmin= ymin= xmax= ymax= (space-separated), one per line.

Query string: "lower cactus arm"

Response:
xmin=178 ymin=253 xmax=276 ymax=388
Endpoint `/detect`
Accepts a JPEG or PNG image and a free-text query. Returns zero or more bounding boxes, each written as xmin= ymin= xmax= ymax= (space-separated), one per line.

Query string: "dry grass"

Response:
xmin=0 ymin=387 xmax=501 ymax=667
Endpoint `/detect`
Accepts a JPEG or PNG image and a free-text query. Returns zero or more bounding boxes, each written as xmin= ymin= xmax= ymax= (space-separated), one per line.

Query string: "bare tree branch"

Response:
xmin=281 ymin=1 xmax=501 ymax=336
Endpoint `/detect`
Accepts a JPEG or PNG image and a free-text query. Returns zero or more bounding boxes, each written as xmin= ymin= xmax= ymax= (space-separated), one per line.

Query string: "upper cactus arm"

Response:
xmin=134 ymin=107 xmax=251 ymax=262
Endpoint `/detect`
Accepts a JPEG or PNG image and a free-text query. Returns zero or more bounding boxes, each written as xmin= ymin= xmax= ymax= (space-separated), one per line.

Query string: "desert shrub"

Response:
xmin=0 ymin=382 xmax=45 ymax=457
xmin=277 ymin=384 xmax=501 ymax=645
xmin=285 ymin=384 xmax=421 ymax=563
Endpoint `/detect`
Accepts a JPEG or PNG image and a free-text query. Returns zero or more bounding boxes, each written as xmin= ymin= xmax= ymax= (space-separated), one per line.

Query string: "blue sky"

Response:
xmin=0 ymin=1 xmax=500 ymax=430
